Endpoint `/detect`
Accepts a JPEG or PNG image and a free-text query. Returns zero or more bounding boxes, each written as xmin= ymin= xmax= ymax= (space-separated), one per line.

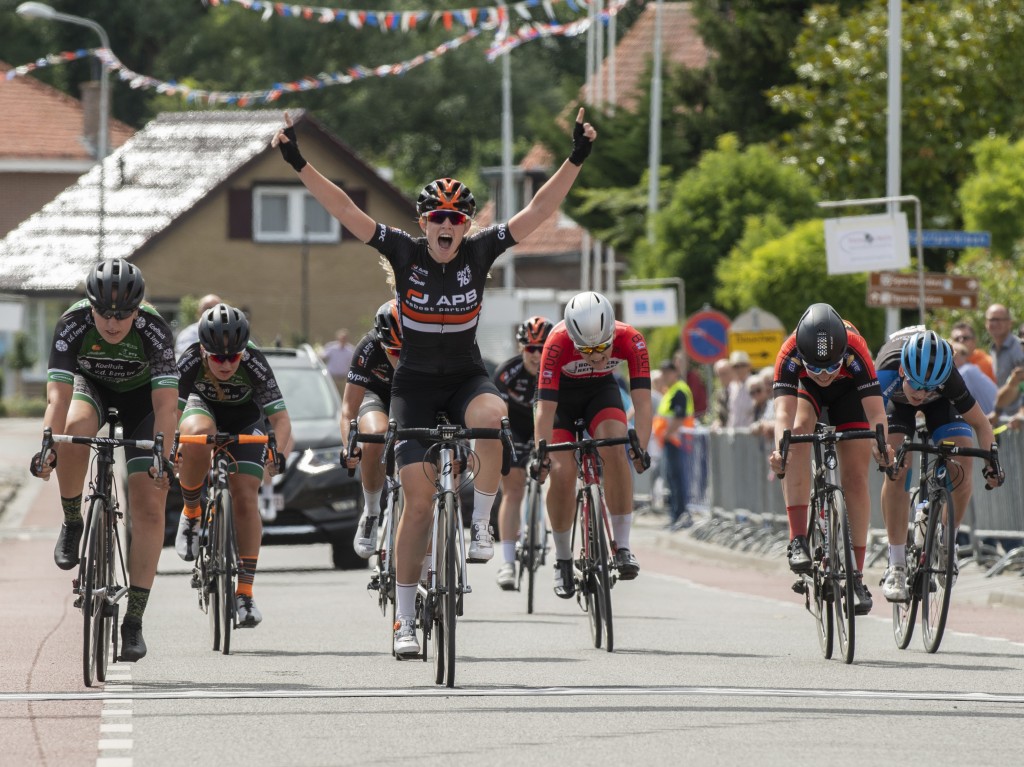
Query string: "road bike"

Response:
xmin=346 ymin=422 xmax=403 ymax=652
xmin=890 ymin=428 xmax=1001 ymax=653
xmin=515 ymin=459 xmax=548 ymax=615
xmin=534 ymin=420 xmax=645 ymax=653
xmin=38 ymin=410 xmax=166 ymax=687
xmin=779 ymin=423 xmax=887 ymax=664
xmin=173 ymin=431 xmax=282 ymax=655
xmin=356 ymin=415 xmax=514 ymax=687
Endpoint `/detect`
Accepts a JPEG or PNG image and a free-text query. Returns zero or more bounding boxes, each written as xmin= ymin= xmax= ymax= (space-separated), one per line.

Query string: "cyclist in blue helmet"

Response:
xmin=874 ymin=327 xmax=1003 ymax=603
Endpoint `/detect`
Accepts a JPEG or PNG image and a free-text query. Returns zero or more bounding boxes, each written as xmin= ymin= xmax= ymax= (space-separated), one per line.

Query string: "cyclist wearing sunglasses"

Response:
xmin=769 ymin=303 xmax=891 ymax=615
xmin=874 ymin=327 xmax=1003 ymax=602
xmin=32 ymin=257 xmax=179 ymax=661
xmin=343 ymin=299 xmax=403 ymax=558
xmin=492 ymin=316 xmax=554 ymax=590
xmin=175 ymin=303 xmax=294 ymax=627
xmin=533 ymin=292 xmax=652 ymax=596
xmin=273 ymin=107 xmax=596 ymax=656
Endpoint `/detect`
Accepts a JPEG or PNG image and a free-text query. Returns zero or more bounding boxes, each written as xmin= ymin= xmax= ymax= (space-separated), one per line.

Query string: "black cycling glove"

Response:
xmin=568 ymin=119 xmax=593 ymax=166
xmin=278 ymin=126 xmax=307 ymax=172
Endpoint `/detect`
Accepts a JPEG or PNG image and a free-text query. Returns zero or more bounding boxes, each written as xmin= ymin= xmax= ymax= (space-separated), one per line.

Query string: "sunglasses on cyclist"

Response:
xmin=423 ymin=210 xmax=469 ymax=225
xmin=523 ymin=344 xmax=544 ymax=354
xmin=207 ymin=351 xmax=242 ymax=364
xmin=905 ymin=377 xmax=940 ymax=392
xmin=803 ymin=358 xmax=843 ymax=376
xmin=577 ymin=341 xmax=612 ymax=355
xmin=94 ymin=307 xmax=134 ymax=321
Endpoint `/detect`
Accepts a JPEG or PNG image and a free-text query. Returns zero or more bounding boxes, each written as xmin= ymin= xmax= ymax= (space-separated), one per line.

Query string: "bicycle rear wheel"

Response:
xmin=830 ymin=490 xmax=856 ymax=664
xmin=893 ymin=524 xmax=919 ymax=649
xmin=921 ymin=485 xmax=956 ymax=653
xmin=806 ymin=503 xmax=833 ymax=659
xmin=81 ymin=498 xmax=104 ymax=687
xmin=218 ymin=491 xmax=238 ymax=656
xmin=588 ymin=486 xmax=614 ymax=653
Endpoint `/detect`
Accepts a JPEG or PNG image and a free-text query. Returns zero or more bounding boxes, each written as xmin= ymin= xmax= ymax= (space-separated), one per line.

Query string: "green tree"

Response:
xmin=715 ymin=218 xmax=886 ymax=349
xmin=632 ymin=135 xmax=820 ymax=312
xmin=958 ymin=135 xmax=1024 ymax=259
xmin=769 ymin=0 xmax=1024 ymax=226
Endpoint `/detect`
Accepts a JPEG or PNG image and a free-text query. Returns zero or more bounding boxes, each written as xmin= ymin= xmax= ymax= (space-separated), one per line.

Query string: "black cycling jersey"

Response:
xmin=47 ymin=300 xmax=178 ymax=393
xmin=346 ymin=331 xmax=395 ymax=405
xmin=177 ymin=342 xmax=287 ymax=420
xmin=367 ymin=222 xmax=515 ymax=375
xmin=493 ymin=355 xmax=536 ymax=437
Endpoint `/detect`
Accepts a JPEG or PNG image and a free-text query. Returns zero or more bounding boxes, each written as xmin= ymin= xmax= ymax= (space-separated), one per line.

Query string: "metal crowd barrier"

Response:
xmin=665 ymin=426 xmax=1024 ymax=577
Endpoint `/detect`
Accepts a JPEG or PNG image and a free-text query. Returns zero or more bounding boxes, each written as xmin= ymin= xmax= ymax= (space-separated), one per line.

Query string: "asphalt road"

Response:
xmin=1 ymin=417 xmax=1022 ymax=766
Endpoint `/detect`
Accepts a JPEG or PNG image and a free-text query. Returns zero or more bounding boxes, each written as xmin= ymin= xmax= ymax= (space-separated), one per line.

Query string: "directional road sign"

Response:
xmin=908 ymin=229 xmax=991 ymax=249
xmin=866 ymin=271 xmax=979 ymax=309
xmin=683 ymin=309 xmax=731 ymax=365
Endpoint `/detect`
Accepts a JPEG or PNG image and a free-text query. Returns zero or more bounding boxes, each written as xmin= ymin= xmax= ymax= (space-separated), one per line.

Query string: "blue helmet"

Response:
xmin=901 ymin=330 xmax=953 ymax=389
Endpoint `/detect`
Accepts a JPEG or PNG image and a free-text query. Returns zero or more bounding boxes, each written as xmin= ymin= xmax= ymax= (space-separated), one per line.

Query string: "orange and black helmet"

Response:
xmin=416 ymin=178 xmax=476 ymax=218
xmin=374 ymin=299 xmax=402 ymax=350
xmin=516 ymin=316 xmax=553 ymax=346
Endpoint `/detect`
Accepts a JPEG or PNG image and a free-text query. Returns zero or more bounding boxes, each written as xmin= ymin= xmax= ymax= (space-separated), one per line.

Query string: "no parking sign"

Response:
xmin=683 ymin=309 xmax=731 ymax=365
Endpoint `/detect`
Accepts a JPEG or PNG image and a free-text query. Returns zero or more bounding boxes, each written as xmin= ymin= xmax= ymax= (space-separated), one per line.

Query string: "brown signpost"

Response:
xmin=866 ymin=271 xmax=979 ymax=310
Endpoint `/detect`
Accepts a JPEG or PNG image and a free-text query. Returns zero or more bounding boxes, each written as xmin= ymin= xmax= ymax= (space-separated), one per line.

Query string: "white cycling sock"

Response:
xmin=364 ymin=487 xmax=383 ymax=518
xmin=396 ymin=583 xmax=418 ymax=619
xmin=611 ymin=513 xmax=632 ymax=549
xmin=553 ymin=529 xmax=572 ymax=560
xmin=889 ymin=543 xmax=906 ymax=567
xmin=472 ymin=489 xmax=497 ymax=524
xmin=502 ymin=541 xmax=516 ymax=564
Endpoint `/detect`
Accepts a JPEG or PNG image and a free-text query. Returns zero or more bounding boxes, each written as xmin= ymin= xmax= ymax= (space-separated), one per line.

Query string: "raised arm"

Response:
xmin=272 ymin=112 xmax=377 ymax=245
xmin=507 ymin=107 xmax=596 ymax=243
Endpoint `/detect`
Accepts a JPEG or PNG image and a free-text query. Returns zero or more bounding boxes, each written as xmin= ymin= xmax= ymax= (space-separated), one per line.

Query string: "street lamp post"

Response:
xmin=17 ymin=2 xmax=110 ymax=260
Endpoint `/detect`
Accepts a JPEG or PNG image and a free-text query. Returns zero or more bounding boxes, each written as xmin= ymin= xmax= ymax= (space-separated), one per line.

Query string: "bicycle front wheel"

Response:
xmin=830 ymin=490 xmax=856 ymax=664
xmin=921 ymin=485 xmax=956 ymax=653
xmin=203 ymin=501 xmax=222 ymax=652
xmin=806 ymin=503 xmax=833 ymax=659
xmin=217 ymin=491 xmax=238 ymax=656
xmin=81 ymin=498 xmax=104 ymax=687
xmin=94 ymin=504 xmax=116 ymax=683
xmin=524 ymin=478 xmax=543 ymax=615
xmin=588 ymin=486 xmax=614 ymax=653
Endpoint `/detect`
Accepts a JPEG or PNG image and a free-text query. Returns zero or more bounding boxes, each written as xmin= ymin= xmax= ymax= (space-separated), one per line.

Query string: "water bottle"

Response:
xmin=913 ymin=501 xmax=928 ymax=548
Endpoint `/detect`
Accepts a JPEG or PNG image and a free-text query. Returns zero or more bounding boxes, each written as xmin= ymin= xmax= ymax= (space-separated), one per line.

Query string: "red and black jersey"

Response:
xmin=772 ymin=329 xmax=881 ymax=400
xmin=368 ymin=222 xmax=515 ymax=375
xmin=536 ymin=321 xmax=651 ymax=402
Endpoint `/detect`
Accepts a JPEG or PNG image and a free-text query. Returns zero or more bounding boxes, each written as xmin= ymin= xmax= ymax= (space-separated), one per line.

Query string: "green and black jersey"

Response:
xmin=177 ymin=342 xmax=287 ymax=420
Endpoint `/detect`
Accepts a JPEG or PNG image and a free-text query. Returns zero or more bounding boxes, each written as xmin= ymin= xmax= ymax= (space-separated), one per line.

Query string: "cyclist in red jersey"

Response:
xmin=532 ymin=292 xmax=652 ymax=597
xmin=768 ymin=303 xmax=892 ymax=615
xmin=273 ymin=109 xmax=597 ymax=658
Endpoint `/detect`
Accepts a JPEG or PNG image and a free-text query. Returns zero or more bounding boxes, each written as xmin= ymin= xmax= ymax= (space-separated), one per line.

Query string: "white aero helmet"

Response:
xmin=564 ymin=291 xmax=615 ymax=348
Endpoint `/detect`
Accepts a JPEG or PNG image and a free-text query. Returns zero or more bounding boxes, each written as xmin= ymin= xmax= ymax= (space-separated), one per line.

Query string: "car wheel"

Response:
xmin=331 ymin=539 xmax=368 ymax=570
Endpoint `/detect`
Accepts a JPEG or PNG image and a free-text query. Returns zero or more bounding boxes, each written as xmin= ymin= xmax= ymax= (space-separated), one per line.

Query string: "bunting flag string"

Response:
xmin=202 ymin=0 xmax=596 ymax=33
xmin=2 ymin=0 xmax=631 ymax=104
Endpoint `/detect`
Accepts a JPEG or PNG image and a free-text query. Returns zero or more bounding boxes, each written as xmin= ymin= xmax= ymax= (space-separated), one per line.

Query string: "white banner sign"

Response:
xmin=824 ymin=213 xmax=910 ymax=275
xmin=621 ymin=289 xmax=678 ymax=327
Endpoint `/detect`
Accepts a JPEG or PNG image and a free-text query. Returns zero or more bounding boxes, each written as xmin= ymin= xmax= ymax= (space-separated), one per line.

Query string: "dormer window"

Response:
xmin=252 ymin=185 xmax=340 ymax=244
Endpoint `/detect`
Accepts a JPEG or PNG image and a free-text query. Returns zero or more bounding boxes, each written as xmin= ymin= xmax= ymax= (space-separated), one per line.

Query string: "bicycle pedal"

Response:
xmin=367 ymin=575 xmax=380 ymax=592
xmin=792 ymin=579 xmax=808 ymax=595
xmin=73 ymin=595 xmax=84 ymax=609
xmin=462 ymin=585 xmax=472 ymax=594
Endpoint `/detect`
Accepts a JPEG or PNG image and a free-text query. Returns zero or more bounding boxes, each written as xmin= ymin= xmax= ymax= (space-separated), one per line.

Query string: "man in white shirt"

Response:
xmin=174 ymin=294 xmax=222 ymax=359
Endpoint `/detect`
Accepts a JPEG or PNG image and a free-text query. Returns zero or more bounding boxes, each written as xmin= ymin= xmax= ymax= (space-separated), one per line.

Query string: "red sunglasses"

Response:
xmin=424 ymin=210 xmax=469 ymax=225
xmin=208 ymin=351 xmax=242 ymax=364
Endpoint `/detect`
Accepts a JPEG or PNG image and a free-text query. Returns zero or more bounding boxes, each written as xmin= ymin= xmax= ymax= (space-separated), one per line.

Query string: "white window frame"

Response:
xmin=253 ymin=185 xmax=340 ymax=244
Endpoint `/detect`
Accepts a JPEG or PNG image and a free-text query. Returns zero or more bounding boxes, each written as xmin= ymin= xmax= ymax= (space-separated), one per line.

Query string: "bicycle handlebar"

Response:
xmin=41 ymin=427 xmax=171 ymax=479
xmin=172 ymin=431 xmax=284 ymax=475
xmin=533 ymin=428 xmax=646 ymax=479
xmin=892 ymin=439 xmax=1003 ymax=489
xmin=777 ymin=423 xmax=888 ymax=479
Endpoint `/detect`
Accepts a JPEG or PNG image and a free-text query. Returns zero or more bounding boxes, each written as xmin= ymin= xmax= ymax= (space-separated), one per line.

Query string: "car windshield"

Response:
xmin=274 ymin=367 xmax=337 ymax=421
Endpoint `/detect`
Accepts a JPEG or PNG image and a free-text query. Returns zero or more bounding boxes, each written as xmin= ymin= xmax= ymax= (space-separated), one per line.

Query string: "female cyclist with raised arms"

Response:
xmin=344 ymin=299 xmax=402 ymax=557
xmin=273 ymin=108 xmax=597 ymax=657
xmin=174 ymin=304 xmax=294 ymax=627
xmin=493 ymin=316 xmax=553 ymax=590
xmin=31 ymin=258 xmax=178 ymax=662
xmin=532 ymin=292 xmax=652 ymax=597
xmin=875 ymin=328 xmax=1002 ymax=602
xmin=769 ymin=303 xmax=891 ymax=615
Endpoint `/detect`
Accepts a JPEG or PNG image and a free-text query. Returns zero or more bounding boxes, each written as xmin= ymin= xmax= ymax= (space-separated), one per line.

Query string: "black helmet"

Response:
xmin=795 ymin=303 xmax=848 ymax=369
xmin=516 ymin=316 xmax=553 ymax=346
xmin=374 ymin=299 xmax=402 ymax=349
xmin=198 ymin=303 xmax=250 ymax=356
xmin=416 ymin=177 xmax=476 ymax=218
xmin=85 ymin=258 xmax=145 ymax=315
